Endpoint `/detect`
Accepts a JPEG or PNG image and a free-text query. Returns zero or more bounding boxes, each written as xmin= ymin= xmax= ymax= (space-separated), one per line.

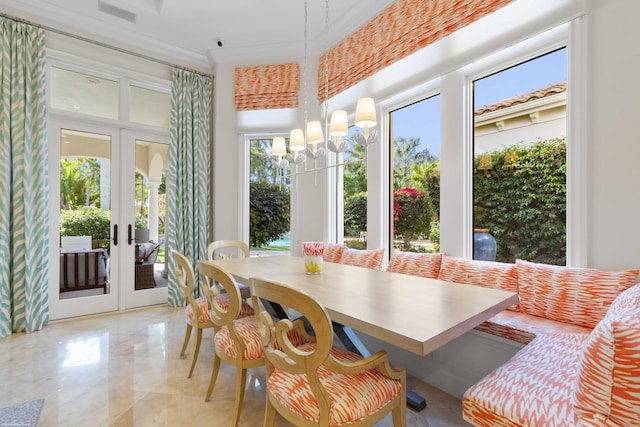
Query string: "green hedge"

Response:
xmin=250 ymin=181 xmax=290 ymax=247
xmin=474 ymin=137 xmax=566 ymax=265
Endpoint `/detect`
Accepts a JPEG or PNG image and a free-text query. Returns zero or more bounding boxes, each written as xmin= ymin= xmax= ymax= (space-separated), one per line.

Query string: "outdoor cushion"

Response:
xmin=386 ymin=251 xmax=442 ymax=279
xmin=516 ymin=259 xmax=638 ymax=329
xmin=340 ymin=248 xmax=385 ymax=270
xmin=438 ymin=256 xmax=519 ymax=311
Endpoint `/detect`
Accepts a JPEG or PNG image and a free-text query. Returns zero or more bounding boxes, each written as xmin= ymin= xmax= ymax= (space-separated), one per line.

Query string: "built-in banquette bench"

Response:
xmin=381 ymin=251 xmax=640 ymax=427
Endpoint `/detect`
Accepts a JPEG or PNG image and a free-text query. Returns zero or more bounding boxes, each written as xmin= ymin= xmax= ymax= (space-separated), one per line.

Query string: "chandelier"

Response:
xmin=270 ymin=0 xmax=379 ymax=174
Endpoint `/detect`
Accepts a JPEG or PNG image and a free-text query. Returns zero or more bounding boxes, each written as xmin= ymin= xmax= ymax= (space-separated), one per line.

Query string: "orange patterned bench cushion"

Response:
xmin=386 ymin=251 xmax=442 ymax=279
xmin=340 ymin=248 xmax=385 ymax=270
xmin=266 ymin=342 xmax=403 ymax=425
xmin=475 ymin=310 xmax=592 ymax=345
xmin=438 ymin=256 xmax=519 ymax=311
xmin=516 ymin=260 xmax=638 ymax=329
xmin=323 ymin=243 xmax=347 ymax=263
xmin=463 ymin=332 xmax=589 ymax=427
xmin=573 ymin=284 xmax=640 ymax=426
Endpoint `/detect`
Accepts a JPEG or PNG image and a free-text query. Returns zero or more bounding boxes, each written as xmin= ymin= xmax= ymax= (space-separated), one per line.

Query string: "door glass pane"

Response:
xmin=51 ymin=67 xmax=119 ymax=119
xmin=134 ymin=140 xmax=170 ymax=290
xmin=130 ymin=85 xmax=171 ymax=128
xmin=59 ymin=129 xmax=112 ymax=299
xmin=389 ymin=95 xmax=441 ymax=253
xmin=473 ymin=48 xmax=567 ymax=264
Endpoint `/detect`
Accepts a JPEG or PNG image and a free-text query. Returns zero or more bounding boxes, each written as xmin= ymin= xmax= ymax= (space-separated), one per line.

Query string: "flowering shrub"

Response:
xmin=393 ymin=187 xmax=433 ymax=249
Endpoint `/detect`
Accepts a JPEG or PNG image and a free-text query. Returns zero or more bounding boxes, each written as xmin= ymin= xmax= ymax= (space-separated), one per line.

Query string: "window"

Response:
xmin=472 ymin=48 xmax=567 ymax=265
xmin=249 ymin=138 xmax=290 ymax=255
xmin=389 ymin=95 xmax=441 ymax=253
xmin=50 ymin=67 xmax=118 ymax=119
xmin=342 ymin=126 xmax=368 ymax=247
xmin=130 ymin=85 xmax=170 ymax=128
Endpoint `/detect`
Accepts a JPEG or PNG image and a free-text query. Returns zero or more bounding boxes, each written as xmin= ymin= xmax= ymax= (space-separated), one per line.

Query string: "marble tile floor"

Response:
xmin=0 ymin=305 xmax=472 ymax=427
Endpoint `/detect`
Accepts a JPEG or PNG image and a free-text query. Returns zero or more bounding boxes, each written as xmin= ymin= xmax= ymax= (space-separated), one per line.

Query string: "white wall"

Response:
xmin=586 ymin=0 xmax=640 ymax=270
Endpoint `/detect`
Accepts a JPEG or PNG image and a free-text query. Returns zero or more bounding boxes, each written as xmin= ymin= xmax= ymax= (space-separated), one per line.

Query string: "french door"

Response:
xmin=49 ymin=118 xmax=169 ymax=319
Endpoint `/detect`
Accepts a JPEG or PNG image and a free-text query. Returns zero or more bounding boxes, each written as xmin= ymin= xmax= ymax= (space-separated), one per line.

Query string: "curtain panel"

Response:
xmin=318 ymin=0 xmax=513 ymax=102
xmin=0 ymin=18 xmax=49 ymax=339
xmin=166 ymin=69 xmax=212 ymax=306
xmin=235 ymin=63 xmax=299 ymax=111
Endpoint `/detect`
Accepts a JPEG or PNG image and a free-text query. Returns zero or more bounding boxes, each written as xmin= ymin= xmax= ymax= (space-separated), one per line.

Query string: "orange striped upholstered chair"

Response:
xmin=339 ymin=247 xmax=385 ymax=270
xmin=386 ymin=251 xmax=442 ymax=278
xmin=197 ymin=260 xmax=264 ymax=427
xmin=250 ymin=277 xmax=407 ymax=427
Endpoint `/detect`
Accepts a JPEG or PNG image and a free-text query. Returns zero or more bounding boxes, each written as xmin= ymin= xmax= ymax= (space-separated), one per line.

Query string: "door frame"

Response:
xmin=122 ymin=130 xmax=170 ymax=309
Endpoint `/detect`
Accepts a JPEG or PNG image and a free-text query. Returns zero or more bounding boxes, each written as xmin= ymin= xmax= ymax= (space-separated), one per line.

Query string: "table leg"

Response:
xmin=332 ymin=323 xmax=427 ymax=412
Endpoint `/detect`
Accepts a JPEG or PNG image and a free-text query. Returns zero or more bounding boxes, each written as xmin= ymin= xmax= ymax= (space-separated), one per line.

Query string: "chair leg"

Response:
xmin=263 ymin=397 xmax=276 ymax=427
xmin=180 ymin=324 xmax=192 ymax=357
xmin=188 ymin=328 xmax=203 ymax=378
xmin=392 ymin=400 xmax=406 ymax=427
xmin=231 ymin=368 xmax=248 ymax=427
xmin=205 ymin=353 xmax=222 ymax=402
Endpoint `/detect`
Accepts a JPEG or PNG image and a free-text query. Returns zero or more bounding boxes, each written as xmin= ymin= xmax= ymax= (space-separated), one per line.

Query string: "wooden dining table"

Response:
xmin=203 ymin=254 xmax=518 ymax=410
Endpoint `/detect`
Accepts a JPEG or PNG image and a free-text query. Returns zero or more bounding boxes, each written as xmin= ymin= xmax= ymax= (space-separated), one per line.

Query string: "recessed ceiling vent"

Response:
xmin=98 ymin=1 xmax=137 ymax=23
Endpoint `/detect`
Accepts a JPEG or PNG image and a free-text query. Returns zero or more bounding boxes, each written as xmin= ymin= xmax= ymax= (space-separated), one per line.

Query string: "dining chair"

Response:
xmin=207 ymin=239 xmax=250 ymax=260
xmin=250 ymin=277 xmax=407 ymax=427
xmin=197 ymin=261 xmax=266 ymax=427
xmin=207 ymin=239 xmax=251 ymax=299
xmin=173 ymin=251 xmax=253 ymax=379
xmin=339 ymin=247 xmax=386 ymax=270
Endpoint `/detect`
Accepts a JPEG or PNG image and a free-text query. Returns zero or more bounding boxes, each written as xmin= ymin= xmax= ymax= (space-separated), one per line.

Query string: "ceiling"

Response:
xmin=1 ymin=0 xmax=397 ymax=69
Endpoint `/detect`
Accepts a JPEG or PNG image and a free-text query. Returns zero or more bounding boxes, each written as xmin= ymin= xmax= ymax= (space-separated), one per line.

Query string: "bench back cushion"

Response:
xmin=386 ymin=251 xmax=442 ymax=279
xmin=323 ymin=243 xmax=347 ymax=263
xmin=438 ymin=256 xmax=519 ymax=310
xmin=340 ymin=248 xmax=385 ymax=270
xmin=573 ymin=285 xmax=640 ymax=426
xmin=516 ymin=260 xmax=638 ymax=329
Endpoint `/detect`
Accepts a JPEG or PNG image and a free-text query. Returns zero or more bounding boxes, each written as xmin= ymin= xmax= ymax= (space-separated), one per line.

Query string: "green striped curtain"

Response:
xmin=0 ymin=19 xmax=49 ymax=338
xmin=166 ymin=69 xmax=212 ymax=306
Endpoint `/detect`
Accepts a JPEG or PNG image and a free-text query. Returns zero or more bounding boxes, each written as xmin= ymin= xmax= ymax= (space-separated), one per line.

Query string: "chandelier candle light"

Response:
xmin=270 ymin=0 xmax=379 ymax=176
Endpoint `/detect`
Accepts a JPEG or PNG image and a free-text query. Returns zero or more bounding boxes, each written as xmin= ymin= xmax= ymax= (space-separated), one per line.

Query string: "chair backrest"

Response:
xmin=250 ymin=277 xmax=334 ymax=407
xmin=173 ymin=251 xmax=204 ymax=318
xmin=207 ymin=240 xmax=250 ymax=261
xmin=197 ymin=260 xmax=244 ymax=327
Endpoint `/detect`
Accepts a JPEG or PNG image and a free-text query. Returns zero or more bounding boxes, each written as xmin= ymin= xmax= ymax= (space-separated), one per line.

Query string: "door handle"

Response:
xmin=113 ymin=224 xmax=118 ymax=246
xmin=128 ymin=224 xmax=134 ymax=245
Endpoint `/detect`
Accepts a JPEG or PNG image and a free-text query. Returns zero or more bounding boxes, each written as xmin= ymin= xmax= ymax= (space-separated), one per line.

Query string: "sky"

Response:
xmin=390 ymin=48 xmax=567 ymax=158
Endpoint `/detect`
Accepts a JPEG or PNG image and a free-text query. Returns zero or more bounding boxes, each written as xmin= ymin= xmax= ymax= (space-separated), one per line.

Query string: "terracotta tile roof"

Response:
xmin=474 ymin=81 xmax=566 ymax=115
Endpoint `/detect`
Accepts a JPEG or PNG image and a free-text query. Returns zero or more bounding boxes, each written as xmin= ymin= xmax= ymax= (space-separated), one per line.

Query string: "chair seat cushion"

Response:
xmin=215 ymin=316 xmax=309 ymax=361
xmin=186 ymin=294 xmax=254 ymax=324
xmin=267 ymin=343 xmax=403 ymax=426
xmin=463 ymin=332 xmax=588 ymax=427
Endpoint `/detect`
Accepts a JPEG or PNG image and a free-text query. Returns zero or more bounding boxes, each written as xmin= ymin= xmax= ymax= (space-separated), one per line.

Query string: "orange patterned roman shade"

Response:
xmin=319 ymin=0 xmax=514 ymax=102
xmin=235 ymin=63 xmax=300 ymax=111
